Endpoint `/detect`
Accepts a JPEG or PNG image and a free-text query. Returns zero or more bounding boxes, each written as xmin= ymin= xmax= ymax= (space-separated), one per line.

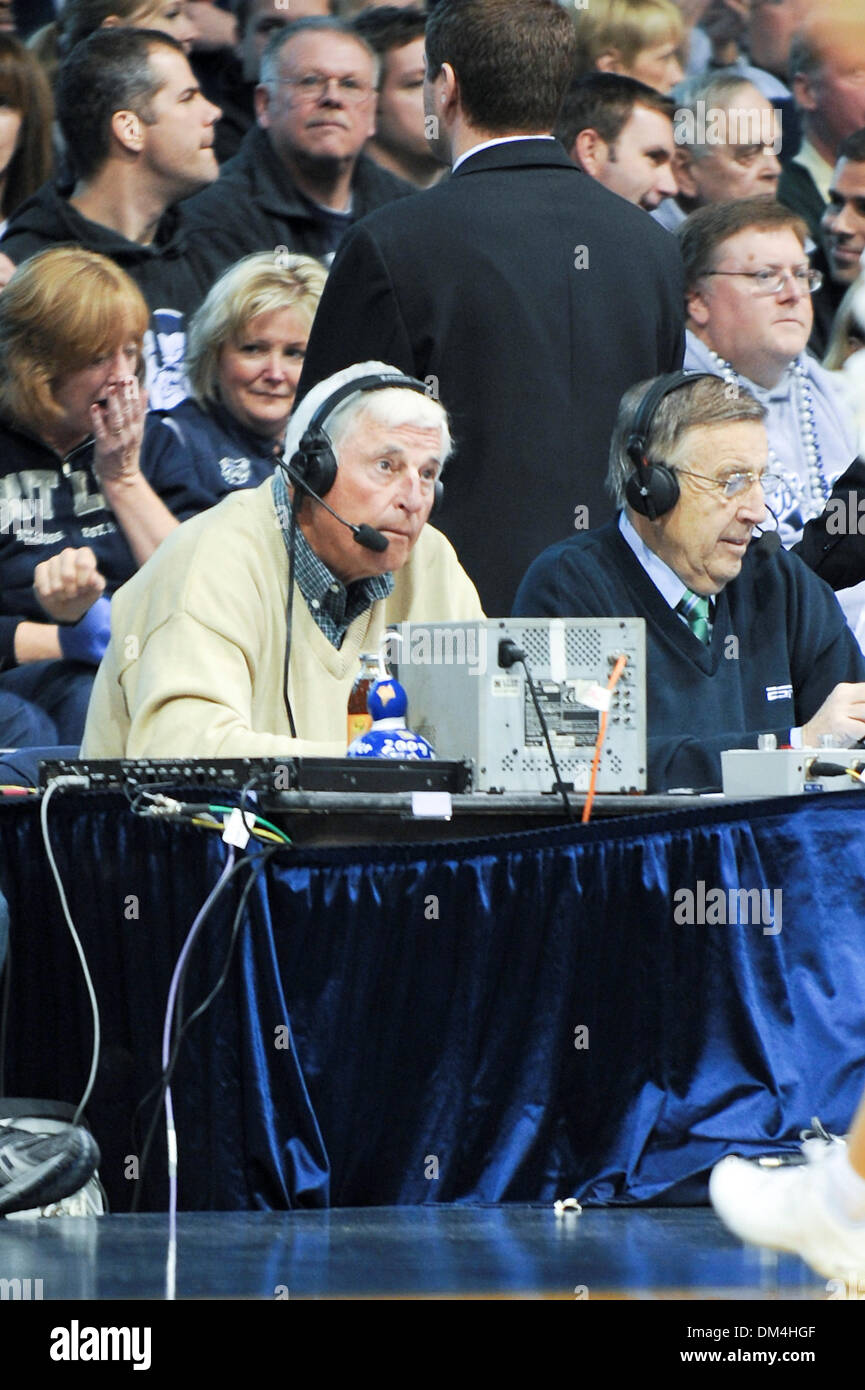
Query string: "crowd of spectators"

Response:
xmin=0 ymin=0 xmax=863 ymax=1272
xmin=0 ymin=0 xmax=859 ymax=754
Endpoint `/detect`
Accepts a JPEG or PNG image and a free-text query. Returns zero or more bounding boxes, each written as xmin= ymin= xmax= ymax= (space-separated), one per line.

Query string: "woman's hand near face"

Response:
xmin=91 ymin=377 xmax=147 ymax=488
xmin=89 ymin=375 xmax=181 ymax=568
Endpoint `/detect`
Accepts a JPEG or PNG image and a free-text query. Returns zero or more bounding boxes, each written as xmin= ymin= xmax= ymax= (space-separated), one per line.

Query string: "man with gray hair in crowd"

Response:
xmin=652 ymin=69 xmax=782 ymax=232
xmin=181 ymin=15 xmax=414 ymax=263
xmin=81 ymin=362 xmax=483 ymax=759
xmin=514 ymin=372 xmax=865 ymax=792
xmin=777 ymin=1 xmax=865 ymax=247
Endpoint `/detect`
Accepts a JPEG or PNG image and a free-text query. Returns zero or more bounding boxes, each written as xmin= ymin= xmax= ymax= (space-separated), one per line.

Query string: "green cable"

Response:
xmin=206 ymin=803 xmax=292 ymax=844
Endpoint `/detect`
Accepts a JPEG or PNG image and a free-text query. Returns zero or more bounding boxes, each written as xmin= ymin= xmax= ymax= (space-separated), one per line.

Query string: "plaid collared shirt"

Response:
xmin=273 ymin=472 xmax=394 ymax=649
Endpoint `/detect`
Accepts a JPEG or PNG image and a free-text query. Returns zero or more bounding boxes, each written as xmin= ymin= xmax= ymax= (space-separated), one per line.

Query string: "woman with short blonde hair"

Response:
xmin=573 ymin=0 xmax=685 ymax=93
xmin=57 ymin=0 xmax=197 ymax=56
xmin=185 ymin=251 xmax=328 ymax=408
xmin=142 ymin=250 xmax=328 ymax=517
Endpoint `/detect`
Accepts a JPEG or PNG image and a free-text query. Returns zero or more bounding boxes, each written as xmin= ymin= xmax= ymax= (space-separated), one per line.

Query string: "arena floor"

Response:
xmin=0 ymin=1205 xmax=830 ymax=1300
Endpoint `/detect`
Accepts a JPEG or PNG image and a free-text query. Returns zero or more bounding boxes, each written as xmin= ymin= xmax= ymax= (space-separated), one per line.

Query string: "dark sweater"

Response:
xmin=513 ymin=518 xmax=865 ymax=791
xmin=180 ymin=126 xmax=416 ymax=264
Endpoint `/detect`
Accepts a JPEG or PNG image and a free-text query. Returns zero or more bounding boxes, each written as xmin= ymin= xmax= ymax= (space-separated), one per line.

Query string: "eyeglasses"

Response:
xmin=730 ymin=143 xmax=779 ymax=166
xmin=255 ymin=18 xmax=288 ymax=36
xmin=702 ymin=267 xmax=823 ymax=296
xmin=279 ymin=73 xmax=375 ymax=104
xmin=675 ymin=467 xmax=783 ymax=499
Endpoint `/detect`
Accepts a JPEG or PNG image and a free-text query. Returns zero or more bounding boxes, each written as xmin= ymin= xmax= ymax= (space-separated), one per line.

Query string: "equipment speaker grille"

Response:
xmin=567 ymin=629 xmax=603 ymax=667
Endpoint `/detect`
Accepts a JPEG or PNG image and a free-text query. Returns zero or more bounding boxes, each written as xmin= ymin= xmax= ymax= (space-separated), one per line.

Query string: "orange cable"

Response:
xmin=582 ymin=654 xmax=629 ymax=824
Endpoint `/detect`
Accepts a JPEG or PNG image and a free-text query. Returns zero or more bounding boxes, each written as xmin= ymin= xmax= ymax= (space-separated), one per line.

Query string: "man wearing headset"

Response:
xmin=80 ymin=361 xmax=482 ymax=758
xmin=513 ymin=372 xmax=865 ymax=792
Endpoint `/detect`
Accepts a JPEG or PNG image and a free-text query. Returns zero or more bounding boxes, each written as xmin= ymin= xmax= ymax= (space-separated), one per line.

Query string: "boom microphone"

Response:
xmin=279 ymin=460 xmax=389 ymax=553
xmin=752 ymin=502 xmax=782 ymax=555
xmin=753 ymin=527 xmax=781 ymax=555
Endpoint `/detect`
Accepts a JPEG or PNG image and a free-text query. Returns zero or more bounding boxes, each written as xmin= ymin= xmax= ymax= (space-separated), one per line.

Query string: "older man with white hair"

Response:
xmin=80 ymin=362 xmax=483 ymax=758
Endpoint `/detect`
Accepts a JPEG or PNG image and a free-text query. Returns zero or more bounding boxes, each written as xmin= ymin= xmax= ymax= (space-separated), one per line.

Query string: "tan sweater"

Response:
xmin=81 ymin=479 xmax=483 ymax=758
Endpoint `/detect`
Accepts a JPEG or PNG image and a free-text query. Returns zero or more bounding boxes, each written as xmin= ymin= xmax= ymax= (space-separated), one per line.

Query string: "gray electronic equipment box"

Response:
xmin=391 ymin=618 xmax=646 ymax=793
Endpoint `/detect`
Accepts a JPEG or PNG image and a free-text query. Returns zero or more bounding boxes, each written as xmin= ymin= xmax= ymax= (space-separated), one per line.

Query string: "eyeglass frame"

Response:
xmin=276 ymin=73 xmax=377 ymax=104
xmin=673 ymin=466 xmax=784 ymax=499
xmin=700 ymin=267 xmax=823 ymax=296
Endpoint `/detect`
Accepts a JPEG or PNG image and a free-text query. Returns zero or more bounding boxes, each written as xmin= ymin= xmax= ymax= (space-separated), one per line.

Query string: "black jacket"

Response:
xmin=180 ymin=125 xmax=415 ymax=263
xmin=795 ymin=458 xmax=865 ymax=590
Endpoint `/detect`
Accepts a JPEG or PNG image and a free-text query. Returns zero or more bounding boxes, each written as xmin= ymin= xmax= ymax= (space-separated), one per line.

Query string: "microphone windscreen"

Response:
xmin=755 ymin=529 xmax=782 ymax=555
xmin=354 ymin=524 xmax=389 ymax=553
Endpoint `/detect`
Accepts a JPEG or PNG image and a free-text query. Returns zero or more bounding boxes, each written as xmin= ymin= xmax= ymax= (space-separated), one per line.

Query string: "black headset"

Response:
xmin=624 ymin=371 xmax=719 ymax=520
xmin=287 ymin=373 xmax=445 ymax=511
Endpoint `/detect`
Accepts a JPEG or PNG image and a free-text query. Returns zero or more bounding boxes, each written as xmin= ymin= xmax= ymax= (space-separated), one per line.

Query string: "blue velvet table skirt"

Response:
xmin=2 ymin=790 xmax=864 ymax=1210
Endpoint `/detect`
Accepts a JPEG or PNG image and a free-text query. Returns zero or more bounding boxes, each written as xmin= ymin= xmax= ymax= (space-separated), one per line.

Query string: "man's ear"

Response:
xmin=595 ymin=48 xmax=624 ymax=75
xmin=111 ymin=108 xmax=144 ymax=153
xmin=672 ymin=145 xmax=698 ymax=199
xmin=573 ymin=128 xmax=609 ymax=176
xmin=686 ymin=281 xmax=711 ymax=328
xmin=792 ymin=71 xmax=818 ymax=115
xmin=254 ymin=83 xmax=271 ymax=130
xmin=432 ymin=61 xmax=459 ymax=119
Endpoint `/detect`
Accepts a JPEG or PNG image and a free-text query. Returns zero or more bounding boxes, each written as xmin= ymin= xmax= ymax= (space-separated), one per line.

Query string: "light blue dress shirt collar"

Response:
xmin=618 ymin=509 xmax=690 ymax=611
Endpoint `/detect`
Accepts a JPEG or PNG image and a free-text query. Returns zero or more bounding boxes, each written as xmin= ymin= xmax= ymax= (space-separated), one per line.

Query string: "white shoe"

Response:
xmin=709 ymin=1152 xmax=865 ymax=1282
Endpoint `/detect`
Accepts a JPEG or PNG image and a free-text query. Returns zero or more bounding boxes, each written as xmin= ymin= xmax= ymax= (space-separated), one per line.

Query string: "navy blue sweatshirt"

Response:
xmin=141 ymin=398 xmax=281 ymax=520
xmin=513 ymin=518 xmax=865 ymax=791
xmin=0 ymin=421 xmax=137 ymax=668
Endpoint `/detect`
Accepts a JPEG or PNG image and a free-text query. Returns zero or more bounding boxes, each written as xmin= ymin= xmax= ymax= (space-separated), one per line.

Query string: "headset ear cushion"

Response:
xmin=295 ymin=429 xmax=338 ymax=498
xmin=433 ymin=478 xmax=444 ymax=512
xmin=625 ymin=462 xmax=679 ymax=518
xmin=287 ymin=448 xmax=308 ymax=483
xmin=625 ymin=469 xmax=649 ymax=516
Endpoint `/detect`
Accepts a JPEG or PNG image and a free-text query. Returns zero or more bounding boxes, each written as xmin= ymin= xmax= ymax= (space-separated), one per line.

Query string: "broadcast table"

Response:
xmin=2 ymin=784 xmax=863 ymax=1214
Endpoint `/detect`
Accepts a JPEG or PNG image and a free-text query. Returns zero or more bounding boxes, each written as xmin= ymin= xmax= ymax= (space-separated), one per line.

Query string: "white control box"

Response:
xmin=721 ymin=747 xmax=865 ymax=799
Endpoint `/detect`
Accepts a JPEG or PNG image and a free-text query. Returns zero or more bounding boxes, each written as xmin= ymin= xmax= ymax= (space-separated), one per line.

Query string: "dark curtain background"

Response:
xmin=2 ymin=790 xmax=863 ymax=1210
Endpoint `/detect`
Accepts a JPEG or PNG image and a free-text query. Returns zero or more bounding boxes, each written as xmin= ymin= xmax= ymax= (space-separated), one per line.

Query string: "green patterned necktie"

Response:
xmin=676 ymin=589 xmax=712 ymax=644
